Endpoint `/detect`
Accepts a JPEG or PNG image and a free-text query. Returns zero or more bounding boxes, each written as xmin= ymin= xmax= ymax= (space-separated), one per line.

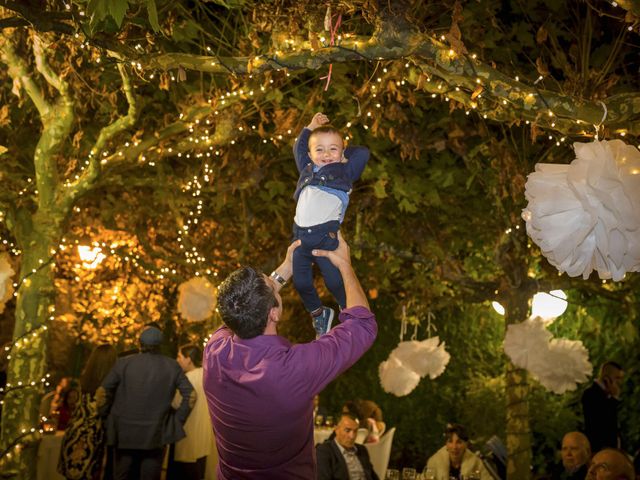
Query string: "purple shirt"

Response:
xmin=203 ymin=306 xmax=377 ymax=479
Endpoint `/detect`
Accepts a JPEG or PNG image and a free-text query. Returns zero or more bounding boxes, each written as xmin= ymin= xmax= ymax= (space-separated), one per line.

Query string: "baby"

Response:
xmin=290 ymin=112 xmax=369 ymax=338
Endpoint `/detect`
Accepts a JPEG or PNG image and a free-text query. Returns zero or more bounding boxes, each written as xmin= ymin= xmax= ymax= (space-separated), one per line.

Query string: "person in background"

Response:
xmin=582 ymin=361 xmax=624 ymax=453
xmin=342 ymin=399 xmax=385 ymax=443
xmin=170 ymin=344 xmax=216 ymax=480
xmin=203 ymin=234 xmax=377 ymax=478
xmin=313 ymin=395 xmax=329 ymax=426
xmin=586 ymin=448 xmax=635 ymax=479
xmin=58 ymin=344 xmax=118 ymax=480
xmin=425 ymin=424 xmax=491 ymax=480
xmin=316 ymin=412 xmax=379 ymax=480
xmin=98 ymin=326 xmax=193 ymax=480
xmin=547 ymin=431 xmax=591 ymax=480
xmin=53 ymin=378 xmax=81 ymax=431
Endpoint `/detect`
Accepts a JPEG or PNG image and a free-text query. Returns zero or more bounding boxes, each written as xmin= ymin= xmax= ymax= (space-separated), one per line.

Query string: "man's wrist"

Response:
xmin=270 ymin=271 xmax=287 ymax=287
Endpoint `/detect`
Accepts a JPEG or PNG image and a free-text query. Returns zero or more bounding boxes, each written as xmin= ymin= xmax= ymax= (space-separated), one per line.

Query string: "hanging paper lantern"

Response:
xmin=522 ymin=139 xmax=640 ymax=281
xmin=177 ymin=277 xmax=217 ymax=322
xmin=530 ymin=339 xmax=592 ymax=394
xmin=0 ymin=253 xmax=15 ymax=314
xmin=378 ymin=353 xmax=421 ymax=397
xmin=531 ymin=290 xmax=568 ymax=324
xmin=503 ymin=317 xmax=552 ymax=370
xmin=392 ymin=337 xmax=451 ymax=379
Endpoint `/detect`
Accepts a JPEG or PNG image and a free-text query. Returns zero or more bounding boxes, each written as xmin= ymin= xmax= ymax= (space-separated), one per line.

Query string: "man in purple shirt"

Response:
xmin=203 ymin=233 xmax=377 ymax=479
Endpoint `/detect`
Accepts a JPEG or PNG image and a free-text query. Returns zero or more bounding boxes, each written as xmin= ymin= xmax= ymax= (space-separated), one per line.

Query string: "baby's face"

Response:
xmin=308 ymin=131 xmax=344 ymax=167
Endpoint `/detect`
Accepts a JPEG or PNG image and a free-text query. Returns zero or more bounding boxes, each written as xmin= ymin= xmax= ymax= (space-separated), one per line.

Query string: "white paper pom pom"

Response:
xmin=392 ymin=337 xmax=451 ymax=379
xmin=503 ymin=317 xmax=552 ymax=370
xmin=378 ymin=353 xmax=421 ymax=397
xmin=530 ymin=339 xmax=592 ymax=394
xmin=0 ymin=253 xmax=15 ymax=314
xmin=523 ymin=139 xmax=640 ymax=281
xmin=177 ymin=277 xmax=217 ymax=322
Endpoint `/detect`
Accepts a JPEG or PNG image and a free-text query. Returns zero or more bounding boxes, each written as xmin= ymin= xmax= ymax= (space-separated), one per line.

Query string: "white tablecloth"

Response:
xmin=314 ymin=427 xmax=333 ymax=445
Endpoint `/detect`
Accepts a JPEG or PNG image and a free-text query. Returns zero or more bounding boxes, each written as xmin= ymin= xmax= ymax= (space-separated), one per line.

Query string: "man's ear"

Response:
xmin=267 ymin=306 xmax=279 ymax=323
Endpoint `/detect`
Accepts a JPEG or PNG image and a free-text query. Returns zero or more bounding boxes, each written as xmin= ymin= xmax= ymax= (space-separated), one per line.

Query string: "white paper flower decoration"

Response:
xmin=177 ymin=277 xmax=217 ymax=322
xmin=504 ymin=316 xmax=592 ymax=394
xmin=378 ymin=353 xmax=421 ymax=397
xmin=392 ymin=337 xmax=451 ymax=379
xmin=522 ymin=139 xmax=640 ymax=281
xmin=530 ymin=338 xmax=592 ymax=394
xmin=0 ymin=253 xmax=15 ymax=313
xmin=503 ymin=317 xmax=552 ymax=370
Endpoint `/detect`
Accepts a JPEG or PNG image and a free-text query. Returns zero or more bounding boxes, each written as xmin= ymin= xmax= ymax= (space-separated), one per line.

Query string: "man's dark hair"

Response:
xmin=180 ymin=344 xmax=203 ymax=368
xmin=217 ymin=266 xmax=278 ymax=339
xmin=445 ymin=423 xmax=469 ymax=442
xmin=140 ymin=344 xmax=161 ymax=354
xmin=339 ymin=411 xmax=360 ymax=426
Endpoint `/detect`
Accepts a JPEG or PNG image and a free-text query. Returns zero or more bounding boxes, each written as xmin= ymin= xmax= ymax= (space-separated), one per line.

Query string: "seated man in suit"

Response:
xmin=316 ymin=412 xmax=379 ymax=480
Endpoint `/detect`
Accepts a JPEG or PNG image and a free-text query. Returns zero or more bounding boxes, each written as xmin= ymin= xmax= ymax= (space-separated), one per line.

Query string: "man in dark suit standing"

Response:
xmin=581 ymin=360 xmax=624 ymax=453
xmin=98 ymin=326 xmax=194 ymax=480
xmin=316 ymin=412 xmax=379 ymax=480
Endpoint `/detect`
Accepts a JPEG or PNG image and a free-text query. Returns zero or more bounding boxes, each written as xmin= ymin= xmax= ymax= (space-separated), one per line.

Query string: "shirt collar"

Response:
xmin=232 ymin=334 xmax=291 ymax=348
xmin=334 ymin=438 xmax=357 ymax=455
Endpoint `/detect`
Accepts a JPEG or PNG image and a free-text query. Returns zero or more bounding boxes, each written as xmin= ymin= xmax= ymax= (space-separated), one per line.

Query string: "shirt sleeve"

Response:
xmin=293 ymin=128 xmax=312 ymax=173
xmin=288 ymin=306 xmax=377 ymax=395
xmin=344 ymin=145 xmax=369 ymax=181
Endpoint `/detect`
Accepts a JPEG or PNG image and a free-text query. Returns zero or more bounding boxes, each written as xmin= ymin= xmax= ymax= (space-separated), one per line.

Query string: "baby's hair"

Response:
xmin=309 ymin=124 xmax=342 ymax=140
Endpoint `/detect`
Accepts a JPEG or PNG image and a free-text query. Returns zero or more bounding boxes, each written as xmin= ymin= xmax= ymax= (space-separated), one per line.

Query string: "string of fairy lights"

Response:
xmin=1 ymin=2 xmax=637 ymax=466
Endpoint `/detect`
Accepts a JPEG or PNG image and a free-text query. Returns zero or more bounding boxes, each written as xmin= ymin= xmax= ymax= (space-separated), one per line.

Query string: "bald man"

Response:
xmin=586 ymin=448 xmax=635 ymax=480
xmin=582 ymin=361 xmax=624 ymax=453
xmin=550 ymin=432 xmax=590 ymax=479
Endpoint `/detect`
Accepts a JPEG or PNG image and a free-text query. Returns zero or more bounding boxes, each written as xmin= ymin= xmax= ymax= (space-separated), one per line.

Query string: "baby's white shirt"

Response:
xmin=294 ymin=186 xmax=342 ymax=227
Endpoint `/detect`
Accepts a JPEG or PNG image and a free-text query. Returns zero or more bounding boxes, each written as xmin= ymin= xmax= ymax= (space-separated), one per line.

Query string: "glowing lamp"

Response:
xmin=77 ymin=245 xmax=106 ymax=269
xmin=531 ymin=290 xmax=567 ymax=321
xmin=491 ymin=301 xmax=505 ymax=315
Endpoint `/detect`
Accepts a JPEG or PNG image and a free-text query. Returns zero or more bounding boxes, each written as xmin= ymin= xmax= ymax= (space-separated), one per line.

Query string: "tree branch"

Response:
xmin=60 ymin=63 xmax=139 ymax=209
xmin=131 ymin=16 xmax=639 ymax=136
xmin=0 ymin=32 xmax=51 ymax=117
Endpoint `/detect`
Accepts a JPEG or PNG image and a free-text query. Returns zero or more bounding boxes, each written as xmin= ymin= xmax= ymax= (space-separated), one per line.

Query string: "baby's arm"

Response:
xmin=344 ymin=145 xmax=370 ymax=181
xmin=293 ymin=112 xmax=330 ymax=172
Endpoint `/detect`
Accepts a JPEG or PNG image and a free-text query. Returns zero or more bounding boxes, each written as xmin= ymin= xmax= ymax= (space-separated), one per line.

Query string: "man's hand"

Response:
xmin=312 ymin=231 xmax=351 ymax=271
xmin=307 ymin=112 xmax=330 ymax=130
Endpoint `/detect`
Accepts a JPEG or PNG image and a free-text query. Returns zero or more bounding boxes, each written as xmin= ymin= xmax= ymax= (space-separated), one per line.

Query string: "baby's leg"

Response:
xmin=292 ymin=246 xmax=323 ymax=312
xmin=316 ymin=254 xmax=346 ymax=310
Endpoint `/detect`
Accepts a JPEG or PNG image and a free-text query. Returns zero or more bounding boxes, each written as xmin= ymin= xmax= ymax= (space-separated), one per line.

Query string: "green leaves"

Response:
xmin=84 ymin=0 xmax=161 ymax=32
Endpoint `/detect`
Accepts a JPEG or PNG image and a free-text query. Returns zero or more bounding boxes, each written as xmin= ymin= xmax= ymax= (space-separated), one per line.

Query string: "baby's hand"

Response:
xmin=307 ymin=112 xmax=329 ymax=130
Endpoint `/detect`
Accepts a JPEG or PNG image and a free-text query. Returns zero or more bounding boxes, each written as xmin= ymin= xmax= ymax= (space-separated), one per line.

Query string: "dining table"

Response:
xmin=37 ymin=430 xmax=65 ymax=480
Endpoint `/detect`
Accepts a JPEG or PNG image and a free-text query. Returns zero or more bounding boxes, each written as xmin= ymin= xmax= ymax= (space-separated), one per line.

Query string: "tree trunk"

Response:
xmin=504 ymin=286 xmax=533 ymax=480
xmin=0 ymin=210 xmax=62 ymax=479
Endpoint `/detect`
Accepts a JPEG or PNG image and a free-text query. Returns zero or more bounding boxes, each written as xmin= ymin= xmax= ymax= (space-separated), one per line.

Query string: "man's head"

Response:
xmin=334 ymin=413 xmax=360 ymax=450
xmin=598 ymin=361 xmax=624 ymax=397
xmin=308 ymin=125 xmax=344 ymax=168
xmin=561 ymin=431 xmax=590 ymax=472
xmin=217 ymin=266 xmax=280 ymax=339
xmin=587 ymin=448 xmax=635 ymax=480
xmin=139 ymin=326 xmax=163 ymax=353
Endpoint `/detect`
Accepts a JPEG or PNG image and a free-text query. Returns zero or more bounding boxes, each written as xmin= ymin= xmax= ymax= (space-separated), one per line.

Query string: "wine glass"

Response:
xmin=314 ymin=415 xmax=324 ymax=428
xmin=325 ymin=415 xmax=334 ymax=427
xmin=467 ymin=469 xmax=481 ymax=480
xmin=421 ymin=467 xmax=435 ymax=480
xmin=386 ymin=469 xmax=400 ymax=480
xmin=402 ymin=467 xmax=417 ymax=479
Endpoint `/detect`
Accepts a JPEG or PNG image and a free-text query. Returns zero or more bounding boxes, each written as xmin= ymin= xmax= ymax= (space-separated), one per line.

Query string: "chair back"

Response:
xmin=364 ymin=427 xmax=396 ymax=479
xmin=356 ymin=428 xmax=369 ymax=444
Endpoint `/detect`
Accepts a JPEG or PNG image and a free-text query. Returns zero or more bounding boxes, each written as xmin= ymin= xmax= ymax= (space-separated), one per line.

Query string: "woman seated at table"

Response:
xmin=425 ymin=423 xmax=491 ymax=480
xmin=342 ymin=399 xmax=385 ymax=443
